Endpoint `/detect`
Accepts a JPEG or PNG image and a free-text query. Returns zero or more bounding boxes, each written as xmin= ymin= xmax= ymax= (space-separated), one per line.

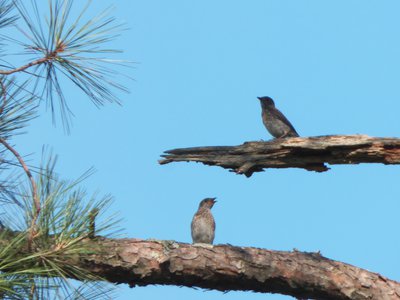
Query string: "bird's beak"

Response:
xmin=212 ymin=197 xmax=217 ymax=203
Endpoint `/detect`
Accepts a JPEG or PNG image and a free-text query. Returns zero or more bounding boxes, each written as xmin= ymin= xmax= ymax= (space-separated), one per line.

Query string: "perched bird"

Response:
xmin=258 ymin=96 xmax=299 ymax=138
xmin=191 ymin=198 xmax=216 ymax=244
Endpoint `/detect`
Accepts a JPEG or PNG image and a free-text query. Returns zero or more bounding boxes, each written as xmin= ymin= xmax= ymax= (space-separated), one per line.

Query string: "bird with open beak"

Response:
xmin=191 ymin=198 xmax=216 ymax=244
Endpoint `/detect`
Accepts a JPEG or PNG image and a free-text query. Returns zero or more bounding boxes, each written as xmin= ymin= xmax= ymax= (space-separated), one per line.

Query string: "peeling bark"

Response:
xmin=159 ymin=135 xmax=400 ymax=177
xmin=76 ymin=238 xmax=400 ymax=300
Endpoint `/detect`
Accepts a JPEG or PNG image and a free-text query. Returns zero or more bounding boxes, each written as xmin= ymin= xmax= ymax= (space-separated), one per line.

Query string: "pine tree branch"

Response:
xmin=2 ymin=233 xmax=399 ymax=299
xmin=159 ymin=135 xmax=400 ymax=177
xmin=39 ymin=238 xmax=400 ymax=300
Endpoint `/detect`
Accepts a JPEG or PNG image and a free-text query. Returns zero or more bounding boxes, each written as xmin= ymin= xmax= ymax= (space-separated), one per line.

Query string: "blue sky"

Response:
xmin=12 ymin=1 xmax=400 ymax=299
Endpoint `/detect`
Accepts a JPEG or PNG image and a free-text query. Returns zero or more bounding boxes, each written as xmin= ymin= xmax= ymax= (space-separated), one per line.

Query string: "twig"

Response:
xmin=0 ymin=48 xmax=60 ymax=76
xmin=0 ymin=56 xmax=50 ymax=75
xmin=0 ymin=77 xmax=6 ymax=115
xmin=29 ymin=281 xmax=35 ymax=300
xmin=88 ymin=208 xmax=99 ymax=239
xmin=0 ymin=138 xmax=40 ymax=246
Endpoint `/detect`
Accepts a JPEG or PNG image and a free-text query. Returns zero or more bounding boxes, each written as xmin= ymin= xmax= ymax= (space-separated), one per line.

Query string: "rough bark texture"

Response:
xmin=76 ymin=238 xmax=400 ymax=300
xmin=159 ymin=135 xmax=400 ymax=177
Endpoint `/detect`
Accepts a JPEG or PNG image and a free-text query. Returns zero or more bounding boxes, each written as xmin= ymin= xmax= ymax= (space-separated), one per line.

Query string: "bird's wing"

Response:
xmin=273 ymin=108 xmax=299 ymax=135
xmin=191 ymin=213 xmax=199 ymax=231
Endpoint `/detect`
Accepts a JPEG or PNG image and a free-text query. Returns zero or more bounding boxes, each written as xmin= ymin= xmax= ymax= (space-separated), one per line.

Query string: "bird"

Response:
xmin=191 ymin=198 xmax=216 ymax=244
xmin=258 ymin=96 xmax=299 ymax=138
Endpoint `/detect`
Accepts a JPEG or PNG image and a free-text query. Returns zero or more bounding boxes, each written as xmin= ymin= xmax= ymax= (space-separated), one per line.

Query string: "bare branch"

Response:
xmin=159 ymin=135 xmax=400 ymax=177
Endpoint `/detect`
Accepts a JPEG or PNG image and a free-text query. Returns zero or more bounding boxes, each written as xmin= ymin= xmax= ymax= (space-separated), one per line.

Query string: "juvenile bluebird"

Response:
xmin=191 ymin=198 xmax=216 ymax=244
xmin=258 ymin=96 xmax=299 ymax=138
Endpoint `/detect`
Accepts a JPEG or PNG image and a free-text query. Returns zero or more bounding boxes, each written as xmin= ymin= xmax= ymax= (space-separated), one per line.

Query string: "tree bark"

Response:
xmin=159 ymin=135 xmax=400 ymax=177
xmin=76 ymin=238 xmax=400 ymax=300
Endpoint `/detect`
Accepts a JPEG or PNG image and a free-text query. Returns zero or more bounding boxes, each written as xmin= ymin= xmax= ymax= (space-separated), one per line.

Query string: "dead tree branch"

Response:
xmin=159 ymin=135 xmax=400 ymax=177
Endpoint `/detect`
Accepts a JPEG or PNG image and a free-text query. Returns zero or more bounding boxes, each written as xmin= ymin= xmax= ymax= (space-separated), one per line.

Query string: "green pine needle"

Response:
xmin=11 ymin=0 xmax=130 ymax=131
xmin=0 ymin=153 xmax=121 ymax=299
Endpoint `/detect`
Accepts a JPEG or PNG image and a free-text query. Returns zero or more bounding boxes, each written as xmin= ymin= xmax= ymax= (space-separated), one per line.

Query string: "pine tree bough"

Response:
xmin=76 ymin=238 xmax=400 ymax=300
xmin=159 ymin=135 xmax=400 ymax=177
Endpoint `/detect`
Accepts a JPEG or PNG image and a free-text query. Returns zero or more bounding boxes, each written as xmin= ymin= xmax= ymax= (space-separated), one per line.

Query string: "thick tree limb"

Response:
xmin=159 ymin=135 xmax=400 ymax=177
xmin=2 ymin=233 xmax=398 ymax=299
xmin=75 ymin=238 xmax=400 ymax=300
